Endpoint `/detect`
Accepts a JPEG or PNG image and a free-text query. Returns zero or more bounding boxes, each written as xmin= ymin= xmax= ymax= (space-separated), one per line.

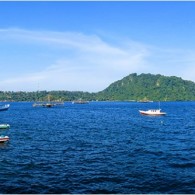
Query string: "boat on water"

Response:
xmin=72 ymin=99 xmax=89 ymax=104
xmin=33 ymin=102 xmax=53 ymax=107
xmin=139 ymin=109 xmax=166 ymax=116
xmin=139 ymin=101 xmax=166 ymax=116
xmin=33 ymin=102 xmax=64 ymax=108
xmin=0 ymin=124 xmax=10 ymax=129
xmin=138 ymin=100 xmax=153 ymax=103
xmin=0 ymin=104 xmax=10 ymax=111
xmin=0 ymin=135 xmax=9 ymax=143
xmin=33 ymin=94 xmax=64 ymax=108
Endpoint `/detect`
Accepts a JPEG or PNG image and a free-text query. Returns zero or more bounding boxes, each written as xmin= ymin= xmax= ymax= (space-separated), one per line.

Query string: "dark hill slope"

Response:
xmin=97 ymin=73 xmax=195 ymax=101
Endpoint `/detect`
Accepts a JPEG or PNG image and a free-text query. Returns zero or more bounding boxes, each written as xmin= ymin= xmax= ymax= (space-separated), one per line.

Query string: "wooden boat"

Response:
xmin=139 ymin=109 xmax=166 ymax=116
xmin=33 ymin=95 xmax=64 ymax=108
xmin=0 ymin=104 xmax=10 ymax=111
xmin=0 ymin=135 xmax=9 ymax=143
xmin=0 ymin=124 xmax=10 ymax=129
xmin=42 ymin=103 xmax=53 ymax=108
xmin=33 ymin=102 xmax=64 ymax=108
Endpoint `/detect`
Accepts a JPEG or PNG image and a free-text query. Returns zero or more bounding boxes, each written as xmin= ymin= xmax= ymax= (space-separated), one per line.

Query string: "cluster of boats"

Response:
xmin=33 ymin=99 xmax=166 ymax=116
xmin=0 ymin=100 xmax=166 ymax=143
xmin=33 ymin=102 xmax=64 ymax=108
xmin=0 ymin=104 xmax=10 ymax=143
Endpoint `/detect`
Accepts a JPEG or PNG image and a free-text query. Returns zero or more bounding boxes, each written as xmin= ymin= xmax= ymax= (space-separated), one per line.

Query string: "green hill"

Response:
xmin=0 ymin=73 xmax=195 ymax=101
xmin=97 ymin=73 xmax=195 ymax=101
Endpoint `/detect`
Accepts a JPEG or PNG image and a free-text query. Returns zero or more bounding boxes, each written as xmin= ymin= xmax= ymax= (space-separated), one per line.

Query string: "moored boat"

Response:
xmin=33 ymin=95 xmax=64 ymax=108
xmin=0 ymin=124 xmax=10 ymax=129
xmin=139 ymin=109 xmax=166 ymax=116
xmin=0 ymin=104 xmax=10 ymax=111
xmin=33 ymin=102 xmax=64 ymax=108
xmin=72 ymin=99 xmax=89 ymax=104
xmin=0 ymin=135 xmax=9 ymax=143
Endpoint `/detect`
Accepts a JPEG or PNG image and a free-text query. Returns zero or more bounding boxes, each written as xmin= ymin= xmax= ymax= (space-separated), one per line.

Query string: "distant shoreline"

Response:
xmin=0 ymin=73 xmax=195 ymax=102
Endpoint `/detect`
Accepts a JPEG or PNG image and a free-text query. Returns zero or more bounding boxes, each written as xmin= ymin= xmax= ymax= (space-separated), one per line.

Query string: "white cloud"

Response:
xmin=0 ymin=28 xmax=194 ymax=92
xmin=143 ymin=47 xmax=195 ymax=82
xmin=0 ymin=28 xmax=151 ymax=92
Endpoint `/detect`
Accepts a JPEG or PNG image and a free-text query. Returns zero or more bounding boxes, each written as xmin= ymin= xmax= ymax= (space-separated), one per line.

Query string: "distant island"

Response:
xmin=98 ymin=73 xmax=195 ymax=101
xmin=0 ymin=73 xmax=195 ymax=102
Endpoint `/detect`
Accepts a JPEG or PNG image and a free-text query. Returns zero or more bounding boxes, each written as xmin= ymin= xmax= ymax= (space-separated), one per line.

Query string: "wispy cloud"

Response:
xmin=0 ymin=28 xmax=194 ymax=92
xmin=144 ymin=46 xmax=195 ymax=82
xmin=0 ymin=28 xmax=151 ymax=91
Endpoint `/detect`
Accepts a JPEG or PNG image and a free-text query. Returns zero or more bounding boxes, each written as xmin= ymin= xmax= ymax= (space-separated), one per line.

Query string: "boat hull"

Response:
xmin=0 ymin=124 xmax=10 ymax=129
xmin=0 ymin=136 xmax=9 ymax=143
xmin=0 ymin=104 xmax=10 ymax=111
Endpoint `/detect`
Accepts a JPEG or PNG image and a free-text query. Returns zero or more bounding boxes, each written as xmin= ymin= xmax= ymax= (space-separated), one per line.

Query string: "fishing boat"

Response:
xmin=0 ymin=104 xmax=10 ymax=111
xmin=0 ymin=135 xmax=9 ymax=143
xmin=33 ymin=102 xmax=64 ymax=108
xmin=0 ymin=124 xmax=10 ymax=129
xmin=139 ymin=109 xmax=166 ymax=116
xmin=33 ymin=95 xmax=64 ymax=108
xmin=139 ymin=101 xmax=166 ymax=116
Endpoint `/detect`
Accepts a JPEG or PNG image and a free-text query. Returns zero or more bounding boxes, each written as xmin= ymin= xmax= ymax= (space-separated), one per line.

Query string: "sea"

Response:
xmin=0 ymin=101 xmax=194 ymax=194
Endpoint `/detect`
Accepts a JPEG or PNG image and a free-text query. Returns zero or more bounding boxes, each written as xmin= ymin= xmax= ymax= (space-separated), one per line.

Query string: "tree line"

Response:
xmin=0 ymin=73 xmax=195 ymax=102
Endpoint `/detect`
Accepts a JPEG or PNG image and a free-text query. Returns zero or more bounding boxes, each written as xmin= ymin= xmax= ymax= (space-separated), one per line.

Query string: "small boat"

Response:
xmin=0 ymin=135 xmax=9 ymax=143
xmin=33 ymin=102 xmax=64 ymax=108
xmin=72 ymin=99 xmax=89 ymax=104
xmin=0 ymin=124 xmax=10 ymax=129
xmin=139 ymin=109 xmax=166 ymax=116
xmin=72 ymin=101 xmax=89 ymax=104
xmin=0 ymin=104 xmax=10 ymax=111
xmin=138 ymin=100 xmax=153 ymax=103
xmin=43 ymin=103 xmax=53 ymax=108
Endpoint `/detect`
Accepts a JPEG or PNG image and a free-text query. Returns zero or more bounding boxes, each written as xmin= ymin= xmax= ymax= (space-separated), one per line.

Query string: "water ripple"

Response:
xmin=0 ymin=101 xmax=195 ymax=193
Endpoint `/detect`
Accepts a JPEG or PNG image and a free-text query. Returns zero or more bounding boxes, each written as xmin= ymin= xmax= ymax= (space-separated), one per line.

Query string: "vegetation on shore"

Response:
xmin=97 ymin=73 xmax=195 ymax=101
xmin=0 ymin=73 xmax=195 ymax=102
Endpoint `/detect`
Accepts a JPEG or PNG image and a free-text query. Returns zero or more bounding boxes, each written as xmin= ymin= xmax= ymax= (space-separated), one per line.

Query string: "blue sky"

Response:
xmin=0 ymin=1 xmax=195 ymax=92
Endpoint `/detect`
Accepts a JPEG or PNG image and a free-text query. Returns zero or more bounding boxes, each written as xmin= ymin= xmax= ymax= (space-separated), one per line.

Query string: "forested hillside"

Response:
xmin=0 ymin=90 xmax=96 ymax=102
xmin=0 ymin=73 xmax=195 ymax=101
xmin=96 ymin=73 xmax=195 ymax=101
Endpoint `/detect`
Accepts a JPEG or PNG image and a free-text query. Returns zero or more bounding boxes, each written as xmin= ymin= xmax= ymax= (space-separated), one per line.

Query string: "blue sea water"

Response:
xmin=0 ymin=101 xmax=195 ymax=194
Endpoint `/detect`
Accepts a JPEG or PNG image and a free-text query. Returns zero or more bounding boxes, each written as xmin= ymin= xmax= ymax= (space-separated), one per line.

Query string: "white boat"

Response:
xmin=72 ymin=99 xmax=89 ymax=104
xmin=0 ymin=104 xmax=10 ymax=111
xmin=0 ymin=135 xmax=9 ymax=143
xmin=0 ymin=124 xmax=10 ymax=129
xmin=139 ymin=109 xmax=166 ymax=116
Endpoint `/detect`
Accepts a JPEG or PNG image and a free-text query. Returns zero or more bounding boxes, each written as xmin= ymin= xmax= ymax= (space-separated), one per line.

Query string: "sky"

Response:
xmin=0 ymin=1 xmax=195 ymax=92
